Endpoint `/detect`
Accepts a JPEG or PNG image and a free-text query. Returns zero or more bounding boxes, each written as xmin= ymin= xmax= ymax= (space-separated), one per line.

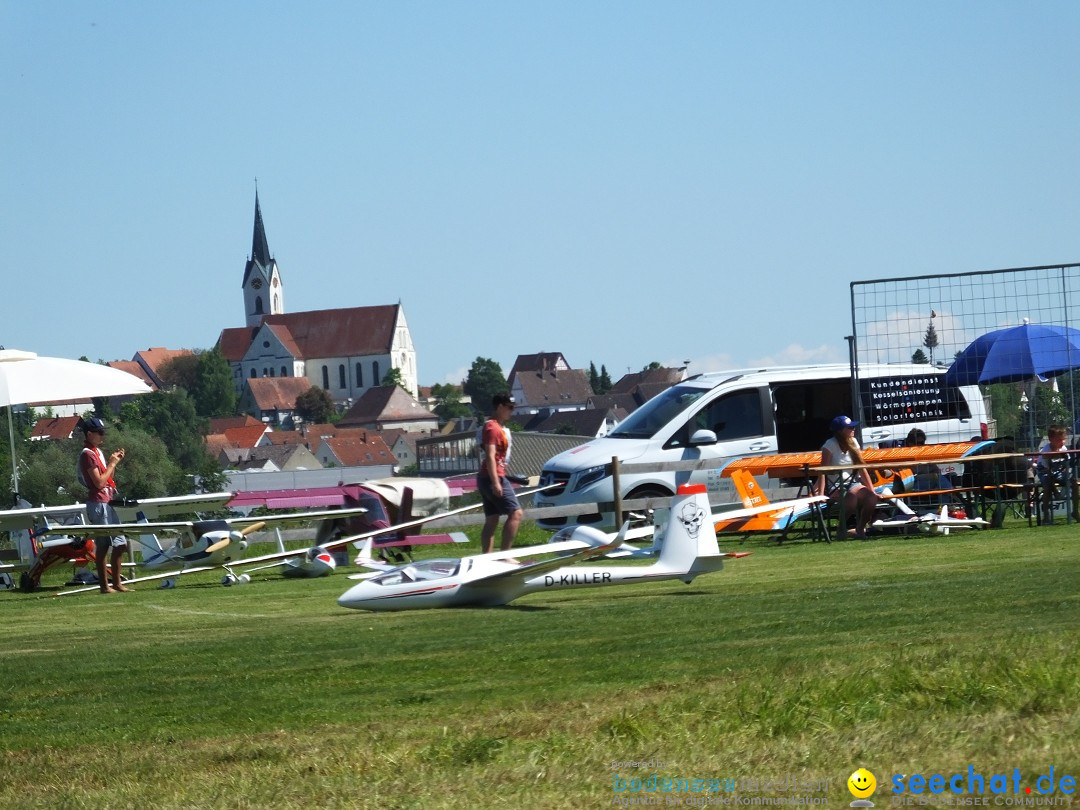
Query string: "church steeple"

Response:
xmin=242 ymin=189 xmax=285 ymax=328
xmin=251 ymin=191 xmax=272 ymax=267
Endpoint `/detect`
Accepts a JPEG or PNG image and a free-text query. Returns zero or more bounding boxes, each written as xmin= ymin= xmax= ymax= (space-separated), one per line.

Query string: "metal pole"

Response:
xmin=6 ymin=407 xmax=18 ymax=501
xmin=611 ymin=457 xmax=622 ymax=528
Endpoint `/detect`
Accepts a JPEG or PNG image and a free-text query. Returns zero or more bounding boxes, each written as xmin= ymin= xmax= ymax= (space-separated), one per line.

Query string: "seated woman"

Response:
xmin=815 ymin=415 xmax=879 ymax=539
xmin=904 ymin=428 xmax=948 ymax=507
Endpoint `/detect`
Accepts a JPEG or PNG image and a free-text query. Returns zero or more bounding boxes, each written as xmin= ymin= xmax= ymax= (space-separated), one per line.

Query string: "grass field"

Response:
xmin=1 ymin=519 xmax=1078 ymax=809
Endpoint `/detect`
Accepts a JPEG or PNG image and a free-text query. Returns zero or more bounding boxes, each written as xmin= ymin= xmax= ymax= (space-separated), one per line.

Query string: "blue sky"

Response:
xmin=3 ymin=3 xmax=1079 ymax=386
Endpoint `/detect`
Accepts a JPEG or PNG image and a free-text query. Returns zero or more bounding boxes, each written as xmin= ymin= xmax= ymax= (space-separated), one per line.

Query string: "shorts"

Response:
xmin=86 ymin=501 xmax=129 ymax=549
xmin=827 ymin=478 xmax=864 ymax=498
xmin=477 ymin=475 xmax=521 ymax=517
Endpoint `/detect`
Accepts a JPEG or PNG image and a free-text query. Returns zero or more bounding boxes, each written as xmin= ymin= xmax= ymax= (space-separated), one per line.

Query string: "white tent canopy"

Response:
xmin=0 ymin=349 xmax=152 ymax=498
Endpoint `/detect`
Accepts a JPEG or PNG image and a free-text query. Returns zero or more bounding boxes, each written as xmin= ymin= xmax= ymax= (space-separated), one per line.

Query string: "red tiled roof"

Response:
xmin=318 ymin=435 xmax=395 ymax=467
xmin=245 ymin=377 xmax=312 ymax=410
xmin=107 ymin=360 xmax=157 ymax=389
xmin=206 ymin=434 xmax=232 ymax=457
xmin=218 ymin=327 xmax=256 ymax=363
xmin=221 ymin=424 xmax=269 ymax=449
xmin=264 ymin=323 xmax=303 ymax=358
xmin=135 ymin=347 xmax=194 ymax=376
xmin=30 ymin=415 xmax=81 ymax=441
xmin=209 ymin=415 xmax=264 ymax=433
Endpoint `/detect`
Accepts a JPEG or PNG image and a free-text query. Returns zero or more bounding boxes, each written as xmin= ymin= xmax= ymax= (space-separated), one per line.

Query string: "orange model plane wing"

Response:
xmin=720 ymin=441 xmax=988 ymax=479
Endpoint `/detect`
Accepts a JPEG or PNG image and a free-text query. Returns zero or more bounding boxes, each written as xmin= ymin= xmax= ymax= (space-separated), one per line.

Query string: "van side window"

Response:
xmin=694 ymin=389 xmax=764 ymax=440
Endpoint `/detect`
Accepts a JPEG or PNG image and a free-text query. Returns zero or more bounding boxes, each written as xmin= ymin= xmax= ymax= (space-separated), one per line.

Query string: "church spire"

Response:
xmin=242 ymin=188 xmax=285 ymax=328
xmin=251 ymin=190 xmax=272 ymax=266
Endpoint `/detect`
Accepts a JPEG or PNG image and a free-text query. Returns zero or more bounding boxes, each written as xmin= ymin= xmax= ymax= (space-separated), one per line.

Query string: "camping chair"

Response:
xmin=1035 ymin=453 xmax=1080 ymax=526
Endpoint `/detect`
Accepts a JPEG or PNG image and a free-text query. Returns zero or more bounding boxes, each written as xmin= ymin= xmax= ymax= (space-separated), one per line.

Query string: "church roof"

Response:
xmin=217 ymin=304 xmax=400 ymax=362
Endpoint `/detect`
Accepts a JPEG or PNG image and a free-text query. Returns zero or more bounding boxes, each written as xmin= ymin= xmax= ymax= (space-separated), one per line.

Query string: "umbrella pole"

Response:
xmin=6 ymin=406 xmax=18 ymax=502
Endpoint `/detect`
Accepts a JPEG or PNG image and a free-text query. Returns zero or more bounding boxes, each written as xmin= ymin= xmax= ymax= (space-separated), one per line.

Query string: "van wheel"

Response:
xmin=625 ymin=486 xmax=672 ymax=507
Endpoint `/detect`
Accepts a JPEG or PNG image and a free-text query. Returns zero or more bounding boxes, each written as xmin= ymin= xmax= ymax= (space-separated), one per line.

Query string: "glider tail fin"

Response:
xmin=658 ymin=485 xmax=721 ymax=574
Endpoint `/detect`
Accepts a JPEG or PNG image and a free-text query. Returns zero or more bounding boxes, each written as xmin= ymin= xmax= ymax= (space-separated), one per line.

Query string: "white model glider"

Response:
xmin=337 ymin=483 xmax=750 ymax=611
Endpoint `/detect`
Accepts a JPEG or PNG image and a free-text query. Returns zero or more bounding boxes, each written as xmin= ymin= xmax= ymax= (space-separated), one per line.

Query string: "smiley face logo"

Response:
xmin=848 ymin=768 xmax=877 ymax=799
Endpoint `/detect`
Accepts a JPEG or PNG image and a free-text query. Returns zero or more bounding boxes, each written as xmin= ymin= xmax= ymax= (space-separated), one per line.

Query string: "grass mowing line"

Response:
xmin=143 ymin=603 xmax=272 ymax=619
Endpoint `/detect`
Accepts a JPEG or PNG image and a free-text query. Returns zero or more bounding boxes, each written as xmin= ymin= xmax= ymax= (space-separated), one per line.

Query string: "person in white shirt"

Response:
xmin=815 ymin=415 xmax=879 ymax=539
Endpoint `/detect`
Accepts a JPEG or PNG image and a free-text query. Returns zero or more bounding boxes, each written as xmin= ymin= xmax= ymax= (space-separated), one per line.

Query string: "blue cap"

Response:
xmin=82 ymin=416 xmax=107 ymax=434
xmin=829 ymin=415 xmax=858 ymax=432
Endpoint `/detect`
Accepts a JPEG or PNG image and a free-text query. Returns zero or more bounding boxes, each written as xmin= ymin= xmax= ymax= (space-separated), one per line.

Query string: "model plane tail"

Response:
xmin=730 ymin=469 xmax=769 ymax=509
xmin=132 ymin=511 xmax=165 ymax=562
xmin=657 ymin=484 xmax=721 ymax=572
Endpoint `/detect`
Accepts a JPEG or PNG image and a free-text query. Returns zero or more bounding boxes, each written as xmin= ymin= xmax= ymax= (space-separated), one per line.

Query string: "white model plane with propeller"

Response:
xmin=337 ymin=483 xmax=754 ymax=611
xmin=0 ymin=492 xmax=237 ymax=591
xmin=51 ymin=486 xmax=557 ymax=595
xmin=47 ymin=506 xmax=371 ymax=592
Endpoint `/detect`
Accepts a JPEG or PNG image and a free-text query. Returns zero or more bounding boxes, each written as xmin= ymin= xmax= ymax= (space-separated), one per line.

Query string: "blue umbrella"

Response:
xmin=944 ymin=322 xmax=1080 ymax=386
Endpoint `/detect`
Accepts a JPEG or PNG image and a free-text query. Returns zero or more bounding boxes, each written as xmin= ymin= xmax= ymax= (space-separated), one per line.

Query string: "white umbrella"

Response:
xmin=0 ymin=349 xmax=153 ymax=497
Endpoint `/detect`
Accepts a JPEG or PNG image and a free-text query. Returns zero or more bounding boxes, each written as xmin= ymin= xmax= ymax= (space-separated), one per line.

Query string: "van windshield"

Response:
xmin=609 ymin=386 xmax=709 ymax=439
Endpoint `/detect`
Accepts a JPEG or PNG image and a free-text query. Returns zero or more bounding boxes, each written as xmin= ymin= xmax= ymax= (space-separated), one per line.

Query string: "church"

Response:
xmin=217 ymin=193 xmax=418 ymax=403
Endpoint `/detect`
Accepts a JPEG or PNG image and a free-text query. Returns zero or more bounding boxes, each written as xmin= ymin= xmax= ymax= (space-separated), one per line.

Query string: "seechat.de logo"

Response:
xmin=849 ymin=768 xmax=878 ymax=808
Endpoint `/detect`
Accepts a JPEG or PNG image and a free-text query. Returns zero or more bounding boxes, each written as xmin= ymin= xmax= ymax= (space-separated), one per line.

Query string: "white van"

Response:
xmin=535 ymin=363 xmax=988 ymax=529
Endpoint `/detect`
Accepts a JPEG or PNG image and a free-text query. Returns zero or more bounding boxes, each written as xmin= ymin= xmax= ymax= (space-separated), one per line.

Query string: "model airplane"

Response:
xmin=718 ymin=469 xmax=830 ymax=533
xmin=872 ymin=494 xmax=988 ymax=535
xmin=47 ymin=506 xmax=370 ymax=593
xmin=231 ymin=478 xmax=473 ymax=564
xmin=337 ymin=483 xmax=751 ymax=612
xmin=0 ymin=493 xmax=236 ymax=591
xmin=52 ymin=485 xmax=521 ymax=595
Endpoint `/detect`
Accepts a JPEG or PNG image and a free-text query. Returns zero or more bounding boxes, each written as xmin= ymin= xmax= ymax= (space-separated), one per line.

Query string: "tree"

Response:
xmin=189 ymin=347 xmax=237 ymax=418
xmin=923 ymin=320 xmax=939 ymax=365
xmin=463 ymin=357 xmax=507 ymax=413
xmin=118 ymin=390 xmax=212 ymax=474
xmin=911 ymin=348 xmax=929 ymax=364
xmin=430 ymin=383 xmax=471 ymax=422
xmin=106 ymin=425 xmax=190 ymax=497
xmin=14 ymin=438 xmax=80 ymax=507
xmin=16 ymin=424 xmax=190 ymax=505
xmin=642 ymin=361 xmax=662 ymax=372
xmin=587 ymin=362 xmax=612 ymax=395
xmin=295 ymin=386 xmax=335 ymax=424
xmin=158 ymin=353 xmax=200 ymax=391
xmin=381 ymin=367 xmax=405 ymax=388
xmin=598 ymin=365 xmax=613 ymax=394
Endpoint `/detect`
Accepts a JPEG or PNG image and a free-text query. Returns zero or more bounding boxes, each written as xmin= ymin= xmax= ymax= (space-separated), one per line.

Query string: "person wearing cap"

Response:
xmin=477 ymin=392 xmax=523 ymax=555
xmin=78 ymin=417 xmax=130 ymax=593
xmin=815 ymin=415 xmax=878 ymax=539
